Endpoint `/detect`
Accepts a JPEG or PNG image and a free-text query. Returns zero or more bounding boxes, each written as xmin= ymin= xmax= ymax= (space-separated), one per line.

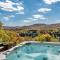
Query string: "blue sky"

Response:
xmin=0 ymin=0 xmax=60 ymax=26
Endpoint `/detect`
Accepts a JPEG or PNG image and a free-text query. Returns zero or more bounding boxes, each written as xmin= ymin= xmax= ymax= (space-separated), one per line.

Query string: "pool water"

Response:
xmin=6 ymin=43 xmax=60 ymax=60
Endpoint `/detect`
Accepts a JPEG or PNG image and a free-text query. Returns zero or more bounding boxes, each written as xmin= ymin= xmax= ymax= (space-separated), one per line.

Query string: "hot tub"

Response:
xmin=6 ymin=42 xmax=60 ymax=60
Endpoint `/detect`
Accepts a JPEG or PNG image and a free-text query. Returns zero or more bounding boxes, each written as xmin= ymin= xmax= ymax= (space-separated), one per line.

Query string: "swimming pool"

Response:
xmin=6 ymin=42 xmax=60 ymax=60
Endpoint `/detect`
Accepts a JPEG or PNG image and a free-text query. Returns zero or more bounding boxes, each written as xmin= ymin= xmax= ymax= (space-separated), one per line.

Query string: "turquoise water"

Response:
xmin=6 ymin=43 xmax=60 ymax=60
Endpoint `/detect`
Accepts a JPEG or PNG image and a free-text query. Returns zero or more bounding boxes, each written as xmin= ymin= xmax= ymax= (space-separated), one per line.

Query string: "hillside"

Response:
xmin=3 ymin=23 xmax=60 ymax=30
xmin=20 ymin=23 xmax=60 ymax=30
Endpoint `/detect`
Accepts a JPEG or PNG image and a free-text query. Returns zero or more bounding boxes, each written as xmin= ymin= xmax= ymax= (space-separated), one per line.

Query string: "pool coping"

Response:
xmin=0 ymin=41 xmax=60 ymax=60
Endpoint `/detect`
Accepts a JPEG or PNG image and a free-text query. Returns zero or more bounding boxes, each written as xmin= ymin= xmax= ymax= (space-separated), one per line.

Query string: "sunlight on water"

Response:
xmin=6 ymin=43 xmax=60 ymax=60
xmin=47 ymin=50 xmax=60 ymax=60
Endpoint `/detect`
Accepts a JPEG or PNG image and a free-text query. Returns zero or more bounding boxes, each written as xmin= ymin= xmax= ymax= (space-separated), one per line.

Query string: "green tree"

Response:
xmin=0 ymin=21 xmax=3 ymax=29
xmin=0 ymin=30 xmax=10 ymax=44
xmin=33 ymin=34 xmax=58 ymax=42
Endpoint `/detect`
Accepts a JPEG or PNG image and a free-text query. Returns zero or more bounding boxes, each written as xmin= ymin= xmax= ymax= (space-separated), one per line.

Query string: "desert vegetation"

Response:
xmin=0 ymin=21 xmax=60 ymax=51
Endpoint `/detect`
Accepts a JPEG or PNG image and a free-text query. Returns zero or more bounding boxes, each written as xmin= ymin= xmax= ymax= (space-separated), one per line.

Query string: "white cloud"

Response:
xmin=24 ymin=14 xmax=46 ymax=23
xmin=54 ymin=20 xmax=60 ymax=23
xmin=32 ymin=14 xmax=46 ymax=19
xmin=24 ymin=20 xmax=31 ymax=23
xmin=24 ymin=14 xmax=47 ymax=23
xmin=9 ymin=15 xmax=15 ymax=18
xmin=3 ymin=15 xmax=15 ymax=21
xmin=16 ymin=11 xmax=24 ymax=14
xmin=23 ymin=18 xmax=38 ymax=23
xmin=43 ymin=0 xmax=60 ymax=4
xmin=0 ymin=0 xmax=24 ymax=14
xmin=3 ymin=16 xmax=9 ymax=21
xmin=5 ymin=15 xmax=15 ymax=18
xmin=27 ymin=18 xmax=37 ymax=21
xmin=38 ymin=8 xmax=52 ymax=13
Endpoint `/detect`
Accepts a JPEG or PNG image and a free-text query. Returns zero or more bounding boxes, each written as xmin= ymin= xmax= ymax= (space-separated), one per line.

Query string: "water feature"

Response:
xmin=6 ymin=42 xmax=60 ymax=60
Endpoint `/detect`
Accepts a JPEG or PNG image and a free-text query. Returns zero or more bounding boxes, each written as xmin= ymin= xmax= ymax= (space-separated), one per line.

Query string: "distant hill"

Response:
xmin=3 ymin=23 xmax=60 ymax=30
xmin=3 ymin=26 xmax=20 ymax=30
xmin=20 ymin=23 xmax=60 ymax=30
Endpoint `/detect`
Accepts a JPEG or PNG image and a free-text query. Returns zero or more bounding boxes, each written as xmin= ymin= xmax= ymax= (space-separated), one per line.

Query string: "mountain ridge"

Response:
xmin=3 ymin=23 xmax=60 ymax=30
